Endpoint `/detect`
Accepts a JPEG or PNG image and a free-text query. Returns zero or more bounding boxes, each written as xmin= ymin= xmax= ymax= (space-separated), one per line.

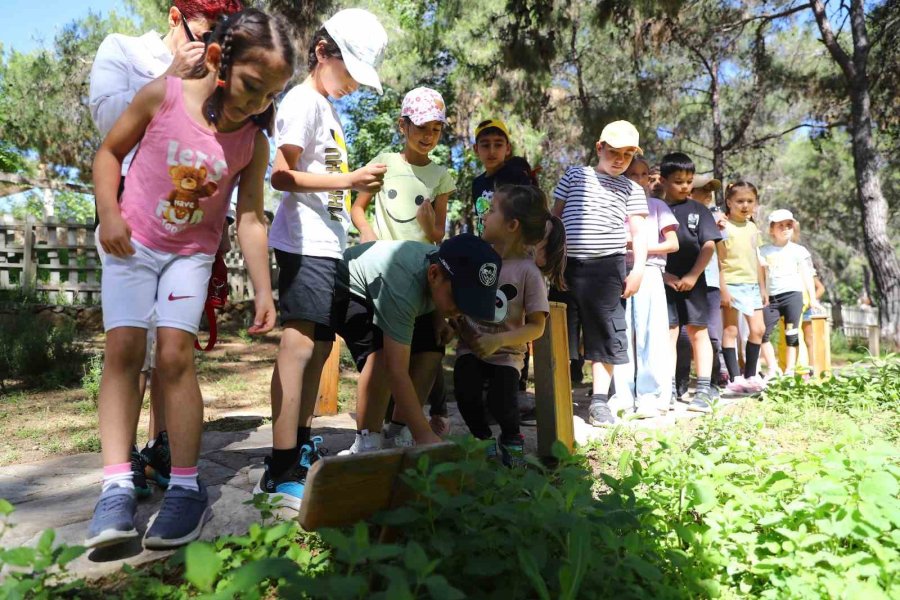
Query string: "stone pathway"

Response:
xmin=0 ymin=387 xmax=745 ymax=580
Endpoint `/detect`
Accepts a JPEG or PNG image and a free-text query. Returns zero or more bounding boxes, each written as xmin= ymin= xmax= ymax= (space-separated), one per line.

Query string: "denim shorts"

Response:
xmin=726 ymin=282 xmax=763 ymax=316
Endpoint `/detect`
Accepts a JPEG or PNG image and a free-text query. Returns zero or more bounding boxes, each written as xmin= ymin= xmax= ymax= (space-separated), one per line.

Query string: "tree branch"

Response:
xmin=809 ymin=0 xmax=856 ymax=81
xmin=734 ymin=122 xmax=839 ymax=151
xmin=0 ymin=172 xmax=92 ymax=194
xmin=718 ymin=3 xmax=808 ymax=34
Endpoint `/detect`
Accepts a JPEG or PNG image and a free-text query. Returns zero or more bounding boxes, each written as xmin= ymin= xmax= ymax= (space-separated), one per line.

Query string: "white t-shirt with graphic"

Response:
xmin=269 ymin=84 xmax=350 ymax=259
xmin=759 ymin=242 xmax=814 ymax=296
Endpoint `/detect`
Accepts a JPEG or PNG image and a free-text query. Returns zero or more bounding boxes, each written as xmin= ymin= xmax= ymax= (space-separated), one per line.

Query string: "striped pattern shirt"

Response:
xmin=554 ymin=166 xmax=649 ymax=259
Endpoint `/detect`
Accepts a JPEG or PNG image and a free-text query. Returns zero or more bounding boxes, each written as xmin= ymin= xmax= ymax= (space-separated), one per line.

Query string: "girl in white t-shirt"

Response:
xmin=258 ymin=9 xmax=388 ymax=511
xmin=759 ymin=209 xmax=821 ymax=376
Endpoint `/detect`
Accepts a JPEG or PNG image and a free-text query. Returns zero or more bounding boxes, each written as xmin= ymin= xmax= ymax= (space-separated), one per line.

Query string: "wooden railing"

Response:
xmin=0 ymin=216 xmax=271 ymax=304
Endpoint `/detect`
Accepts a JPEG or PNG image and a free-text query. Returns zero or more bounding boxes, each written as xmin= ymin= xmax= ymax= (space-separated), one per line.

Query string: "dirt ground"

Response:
xmin=0 ymin=332 xmax=362 ymax=467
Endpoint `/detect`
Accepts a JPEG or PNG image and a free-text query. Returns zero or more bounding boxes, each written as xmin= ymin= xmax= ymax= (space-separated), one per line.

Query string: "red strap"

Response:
xmin=194 ymin=301 xmax=218 ymax=351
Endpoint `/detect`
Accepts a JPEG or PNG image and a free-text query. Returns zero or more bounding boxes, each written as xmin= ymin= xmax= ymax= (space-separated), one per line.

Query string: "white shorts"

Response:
xmin=98 ymin=235 xmax=214 ymax=335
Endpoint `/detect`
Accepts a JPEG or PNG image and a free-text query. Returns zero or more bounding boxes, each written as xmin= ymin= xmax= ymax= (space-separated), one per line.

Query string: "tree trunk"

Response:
xmin=849 ymin=86 xmax=900 ymax=346
xmin=710 ymin=59 xmax=725 ymax=205
xmin=810 ymin=0 xmax=900 ymax=347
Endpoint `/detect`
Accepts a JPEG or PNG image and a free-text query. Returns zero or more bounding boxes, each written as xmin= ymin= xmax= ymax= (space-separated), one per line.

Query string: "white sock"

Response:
xmin=169 ymin=467 xmax=199 ymax=492
xmin=102 ymin=470 xmax=134 ymax=492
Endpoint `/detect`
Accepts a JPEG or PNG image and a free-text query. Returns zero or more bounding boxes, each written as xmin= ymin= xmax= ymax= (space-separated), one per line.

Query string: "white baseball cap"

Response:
xmin=768 ymin=209 xmax=795 ymax=224
xmin=598 ymin=120 xmax=643 ymax=155
xmin=323 ymin=9 xmax=388 ymax=94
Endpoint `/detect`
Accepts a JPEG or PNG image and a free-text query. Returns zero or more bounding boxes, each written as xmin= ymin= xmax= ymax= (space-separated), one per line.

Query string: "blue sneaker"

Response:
xmin=499 ymin=434 xmax=526 ymax=468
xmin=252 ymin=437 xmax=325 ymax=511
xmin=84 ymin=484 xmax=139 ymax=548
xmin=143 ymin=482 xmax=211 ymax=550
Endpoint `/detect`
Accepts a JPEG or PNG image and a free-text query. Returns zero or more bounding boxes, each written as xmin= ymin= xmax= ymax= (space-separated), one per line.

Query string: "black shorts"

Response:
xmin=563 ymin=255 xmax=629 ymax=365
xmin=275 ymin=250 xmax=338 ymax=340
xmin=331 ymin=288 xmax=445 ymax=371
xmin=666 ymin=278 xmax=710 ymax=328
xmin=763 ymin=291 xmax=804 ymax=342
xmin=410 ymin=313 xmax=446 ymax=355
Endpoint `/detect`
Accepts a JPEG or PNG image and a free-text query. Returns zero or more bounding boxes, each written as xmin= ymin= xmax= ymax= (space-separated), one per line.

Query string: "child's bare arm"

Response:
xmin=419 ymin=193 xmax=450 ymax=243
xmin=351 ymin=191 xmax=379 ymax=243
xmin=551 ymin=199 xmax=565 ymax=218
xmin=93 ymin=77 xmax=165 ymax=257
xmin=236 ymin=131 xmax=276 ymax=334
xmin=677 ymin=240 xmax=715 ymax=291
xmin=271 ymin=145 xmax=386 ymax=194
xmin=382 ymin=336 xmax=440 ymax=444
xmin=471 ymin=312 xmax=547 ymax=359
xmin=647 ymin=227 xmax=679 ymax=255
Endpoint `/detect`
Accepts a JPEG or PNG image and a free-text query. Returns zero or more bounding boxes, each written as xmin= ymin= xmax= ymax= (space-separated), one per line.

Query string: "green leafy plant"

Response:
xmin=0 ymin=312 xmax=85 ymax=390
xmin=0 ymin=499 xmax=87 ymax=599
xmin=81 ymin=352 xmax=103 ymax=405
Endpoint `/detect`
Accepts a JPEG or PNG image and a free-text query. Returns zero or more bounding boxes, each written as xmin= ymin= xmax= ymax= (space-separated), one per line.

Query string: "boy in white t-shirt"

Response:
xmin=259 ymin=9 xmax=389 ymax=511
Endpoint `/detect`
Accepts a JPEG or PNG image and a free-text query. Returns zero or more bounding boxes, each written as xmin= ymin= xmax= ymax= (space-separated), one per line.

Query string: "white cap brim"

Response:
xmin=343 ymin=53 xmax=383 ymax=95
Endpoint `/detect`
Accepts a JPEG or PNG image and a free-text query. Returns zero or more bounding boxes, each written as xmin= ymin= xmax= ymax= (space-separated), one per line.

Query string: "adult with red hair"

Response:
xmin=87 ymin=0 xmax=242 ymax=502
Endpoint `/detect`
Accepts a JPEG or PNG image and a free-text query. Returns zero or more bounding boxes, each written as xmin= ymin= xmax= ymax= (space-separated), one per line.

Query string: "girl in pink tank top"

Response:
xmin=86 ymin=9 xmax=295 ymax=551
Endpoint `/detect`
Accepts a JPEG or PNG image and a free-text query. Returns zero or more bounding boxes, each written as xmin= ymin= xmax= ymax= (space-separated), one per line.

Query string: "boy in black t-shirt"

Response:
xmin=660 ymin=152 xmax=722 ymax=412
xmin=471 ymin=119 xmax=535 ymax=236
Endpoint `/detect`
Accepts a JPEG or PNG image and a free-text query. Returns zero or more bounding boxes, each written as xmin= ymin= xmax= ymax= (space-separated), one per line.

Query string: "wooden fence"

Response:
xmin=0 ymin=216 xmax=268 ymax=304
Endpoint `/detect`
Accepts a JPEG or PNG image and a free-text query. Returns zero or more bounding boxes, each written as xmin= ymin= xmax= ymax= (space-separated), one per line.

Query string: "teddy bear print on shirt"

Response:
xmin=157 ymin=165 xmax=218 ymax=233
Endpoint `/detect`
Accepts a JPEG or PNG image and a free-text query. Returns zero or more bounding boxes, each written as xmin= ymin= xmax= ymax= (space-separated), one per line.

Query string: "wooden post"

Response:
xmin=777 ymin=323 xmax=787 ymax=372
xmin=867 ymin=324 xmax=880 ymax=357
xmin=533 ymin=301 xmax=575 ymax=459
xmin=314 ymin=337 xmax=342 ymax=416
xmin=810 ymin=315 xmax=831 ymax=377
xmin=22 ymin=216 xmax=36 ymax=293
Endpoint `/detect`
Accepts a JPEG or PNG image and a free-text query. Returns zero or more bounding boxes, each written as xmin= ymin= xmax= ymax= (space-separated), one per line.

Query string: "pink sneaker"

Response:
xmin=743 ymin=376 xmax=766 ymax=394
xmin=726 ymin=376 xmax=750 ymax=394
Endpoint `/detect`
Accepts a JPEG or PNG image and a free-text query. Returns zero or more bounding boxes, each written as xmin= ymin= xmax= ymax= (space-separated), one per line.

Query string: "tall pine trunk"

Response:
xmin=811 ymin=0 xmax=900 ymax=347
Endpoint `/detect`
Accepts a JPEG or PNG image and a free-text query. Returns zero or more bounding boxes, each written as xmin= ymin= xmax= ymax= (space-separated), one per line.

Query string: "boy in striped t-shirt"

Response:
xmin=552 ymin=120 xmax=648 ymax=426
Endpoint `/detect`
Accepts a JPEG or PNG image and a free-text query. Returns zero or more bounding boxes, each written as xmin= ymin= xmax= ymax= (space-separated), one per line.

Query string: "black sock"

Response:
xmin=590 ymin=393 xmax=608 ymax=406
xmin=297 ymin=427 xmax=311 ymax=447
xmin=723 ymin=347 xmax=740 ymax=380
xmin=744 ymin=342 xmax=761 ymax=379
xmin=271 ymin=447 xmax=299 ymax=478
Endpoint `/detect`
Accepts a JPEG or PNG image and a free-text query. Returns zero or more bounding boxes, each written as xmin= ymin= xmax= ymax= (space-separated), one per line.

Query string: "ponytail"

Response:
xmin=542 ymin=215 xmax=567 ymax=291
xmin=494 ymin=185 xmax=568 ymax=290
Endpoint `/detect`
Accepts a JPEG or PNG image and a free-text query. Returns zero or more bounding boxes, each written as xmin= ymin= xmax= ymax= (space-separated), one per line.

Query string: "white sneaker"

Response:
xmin=337 ymin=430 xmax=383 ymax=456
xmin=393 ymin=426 xmax=415 ymax=448
xmin=635 ymin=394 xmax=663 ymax=418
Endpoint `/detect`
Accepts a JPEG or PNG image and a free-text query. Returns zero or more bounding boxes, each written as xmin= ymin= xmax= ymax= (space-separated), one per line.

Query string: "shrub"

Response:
xmin=0 ymin=312 xmax=85 ymax=389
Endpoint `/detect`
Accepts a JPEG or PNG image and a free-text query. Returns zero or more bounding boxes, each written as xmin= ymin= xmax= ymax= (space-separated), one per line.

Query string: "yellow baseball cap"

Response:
xmin=598 ymin=120 xmax=643 ymax=155
xmin=474 ymin=119 xmax=510 ymax=141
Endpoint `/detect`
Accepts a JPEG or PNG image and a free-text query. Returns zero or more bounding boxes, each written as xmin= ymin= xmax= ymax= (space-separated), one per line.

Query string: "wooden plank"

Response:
xmin=868 ymin=325 xmax=880 ymax=357
xmin=22 ymin=216 xmax=35 ymax=292
xmin=314 ymin=338 xmax=342 ymax=417
xmin=297 ymin=448 xmax=406 ymax=530
xmin=297 ymin=442 xmax=460 ymax=531
xmin=532 ymin=301 xmax=575 ymax=459
xmin=810 ymin=315 xmax=831 ymax=377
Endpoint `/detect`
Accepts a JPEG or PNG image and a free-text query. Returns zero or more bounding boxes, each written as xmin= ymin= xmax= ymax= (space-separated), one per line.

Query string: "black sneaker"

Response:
xmin=252 ymin=436 xmax=325 ymax=511
xmin=141 ymin=431 xmax=171 ymax=488
xmin=588 ymin=400 xmax=616 ymax=427
xmin=499 ymin=434 xmax=526 ymax=468
xmin=131 ymin=448 xmax=151 ymax=498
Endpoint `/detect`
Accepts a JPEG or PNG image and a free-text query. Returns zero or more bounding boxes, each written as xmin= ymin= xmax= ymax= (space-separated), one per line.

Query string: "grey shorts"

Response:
xmin=275 ymin=250 xmax=338 ymax=341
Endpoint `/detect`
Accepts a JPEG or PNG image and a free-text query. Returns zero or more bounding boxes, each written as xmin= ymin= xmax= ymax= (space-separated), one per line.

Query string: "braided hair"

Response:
xmin=203 ymin=8 xmax=295 ymax=135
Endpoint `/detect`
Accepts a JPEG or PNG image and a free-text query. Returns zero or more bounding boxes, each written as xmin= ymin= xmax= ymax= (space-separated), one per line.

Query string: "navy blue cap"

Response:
xmin=437 ymin=234 xmax=502 ymax=322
